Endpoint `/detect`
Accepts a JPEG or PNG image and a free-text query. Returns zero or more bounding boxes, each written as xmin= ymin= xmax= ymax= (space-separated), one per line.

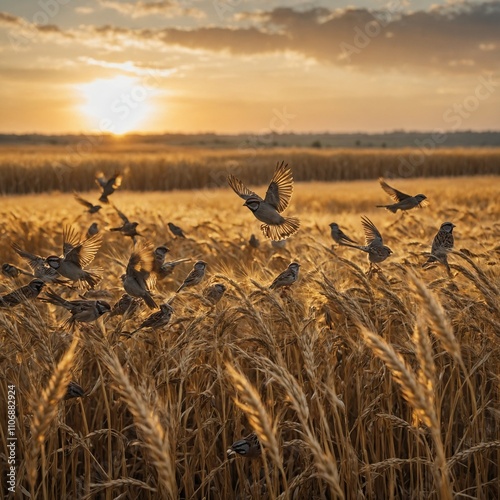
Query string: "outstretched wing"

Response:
xmin=361 ymin=216 xmax=383 ymax=246
xmin=127 ymin=242 xmax=154 ymax=275
xmin=62 ymin=225 xmax=82 ymax=257
xmin=264 ymin=161 xmax=293 ymax=213
xmin=113 ymin=205 xmax=129 ymax=224
xmin=379 ymin=178 xmax=410 ymax=202
xmin=227 ymin=175 xmax=260 ymax=201
xmin=12 ymin=244 xmax=44 ymax=271
xmin=73 ymin=193 xmax=94 ymax=209
xmin=110 ymin=173 xmax=122 ymax=190
xmin=66 ymin=232 xmax=103 ymax=267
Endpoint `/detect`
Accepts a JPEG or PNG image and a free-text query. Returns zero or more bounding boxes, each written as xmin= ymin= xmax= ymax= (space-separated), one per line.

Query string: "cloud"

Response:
xmin=98 ymin=0 xmax=205 ymax=19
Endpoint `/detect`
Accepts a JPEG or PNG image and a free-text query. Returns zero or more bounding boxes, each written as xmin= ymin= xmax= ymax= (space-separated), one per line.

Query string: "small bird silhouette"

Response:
xmin=110 ymin=206 xmax=141 ymax=242
xmin=73 ymin=193 xmax=102 ymax=214
xmin=269 ymin=262 xmax=300 ymax=289
xmin=95 ymin=171 xmax=122 ymax=203
xmin=168 ymin=222 xmax=186 ymax=238
xmin=176 ymin=261 xmax=206 ymax=293
xmin=329 ymin=222 xmax=357 ymax=245
xmin=227 ymin=432 xmax=262 ymax=459
xmin=376 ymin=178 xmax=428 ymax=213
xmin=423 ymin=222 xmax=455 ymax=271
xmin=0 ymin=279 xmax=45 ymax=307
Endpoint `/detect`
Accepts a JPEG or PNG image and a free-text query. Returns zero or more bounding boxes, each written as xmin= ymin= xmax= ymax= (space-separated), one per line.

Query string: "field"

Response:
xmin=1 ymin=173 xmax=500 ymax=499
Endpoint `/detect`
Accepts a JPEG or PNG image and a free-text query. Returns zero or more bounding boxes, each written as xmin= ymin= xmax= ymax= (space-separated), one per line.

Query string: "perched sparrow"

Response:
xmin=329 ymin=222 xmax=357 ymax=245
xmin=110 ymin=206 xmax=141 ymax=242
xmin=0 ymin=279 xmax=45 ymax=307
xmin=41 ymin=290 xmax=111 ymax=325
xmin=155 ymin=258 xmax=191 ymax=281
xmin=65 ymin=381 xmax=85 ymax=400
xmin=343 ymin=216 xmax=392 ymax=267
xmin=168 ymin=222 xmax=186 ymax=238
xmin=73 ymin=193 xmax=102 ymax=214
xmin=228 ymin=161 xmax=300 ymax=241
xmin=423 ymin=222 xmax=455 ymax=269
xmin=12 ymin=244 xmax=66 ymax=284
xmin=46 ymin=226 xmax=102 ymax=288
xmin=227 ymin=432 xmax=262 ymax=459
xmin=109 ymin=293 xmax=141 ymax=317
xmin=86 ymin=222 xmax=99 ymax=238
xmin=121 ymin=243 xmax=157 ymax=309
xmin=269 ymin=262 xmax=300 ymax=289
xmin=249 ymin=234 xmax=260 ymax=248
xmin=95 ymin=171 xmax=122 ymax=203
xmin=202 ymin=283 xmax=226 ymax=304
xmin=152 ymin=245 xmax=169 ymax=275
xmin=176 ymin=261 xmax=206 ymax=293
xmin=129 ymin=303 xmax=173 ymax=335
xmin=376 ymin=178 xmax=428 ymax=213
xmin=2 ymin=263 xmax=32 ymax=279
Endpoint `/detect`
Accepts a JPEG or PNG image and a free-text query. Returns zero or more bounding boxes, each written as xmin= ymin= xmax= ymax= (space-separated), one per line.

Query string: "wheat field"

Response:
xmin=1 ymin=175 xmax=499 ymax=499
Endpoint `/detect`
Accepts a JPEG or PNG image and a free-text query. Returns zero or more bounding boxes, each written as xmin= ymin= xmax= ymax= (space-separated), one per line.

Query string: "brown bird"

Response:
xmin=202 ymin=283 xmax=226 ymax=304
xmin=0 ymin=279 xmax=45 ymax=307
xmin=423 ymin=222 xmax=455 ymax=270
xmin=95 ymin=171 xmax=122 ymax=203
xmin=2 ymin=263 xmax=32 ymax=279
xmin=376 ymin=178 xmax=428 ymax=213
xmin=73 ymin=193 xmax=102 ymax=214
xmin=109 ymin=293 xmax=141 ymax=318
xmin=329 ymin=222 xmax=357 ymax=245
xmin=176 ymin=261 xmax=206 ymax=293
xmin=110 ymin=205 xmax=141 ymax=242
xmin=65 ymin=381 xmax=85 ymax=400
xmin=168 ymin=222 xmax=186 ymax=238
xmin=269 ymin=262 xmax=300 ymax=290
xmin=128 ymin=303 xmax=174 ymax=336
xmin=227 ymin=432 xmax=262 ymax=459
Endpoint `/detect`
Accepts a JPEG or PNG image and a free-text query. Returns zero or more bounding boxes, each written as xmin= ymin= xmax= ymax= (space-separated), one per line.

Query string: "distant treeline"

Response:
xmin=0 ymin=147 xmax=499 ymax=195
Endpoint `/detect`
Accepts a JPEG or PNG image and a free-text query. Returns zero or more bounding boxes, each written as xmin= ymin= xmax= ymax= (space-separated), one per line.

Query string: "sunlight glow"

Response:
xmin=76 ymin=76 xmax=157 ymax=134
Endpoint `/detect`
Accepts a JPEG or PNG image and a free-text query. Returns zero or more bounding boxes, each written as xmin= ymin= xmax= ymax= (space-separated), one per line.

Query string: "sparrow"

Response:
xmin=376 ymin=178 xmax=428 ymax=213
xmin=227 ymin=432 xmax=262 ymax=459
xmin=249 ymin=234 xmax=260 ymax=248
xmin=12 ymin=244 xmax=66 ymax=284
xmin=423 ymin=222 xmax=455 ymax=269
xmin=41 ymin=290 xmax=111 ymax=325
xmin=202 ymin=283 xmax=226 ymax=304
xmin=343 ymin=216 xmax=393 ymax=268
xmin=109 ymin=293 xmax=141 ymax=317
xmin=73 ymin=193 xmax=102 ymax=214
xmin=110 ymin=206 xmax=141 ymax=242
xmin=128 ymin=303 xmax=174 ymax=335
xmin=228 ymin=161 xmax=300 ymax=241
xmin=86 ymin=222 xmax=99 ymax=238
xmin=2 ymin=263 xmax=32 ymax=279
xmin=152 ymin=245 xmax=170 ymax=273
xmin=176 ymin=261 xmax=206 ymax=293
xmin=329 ymin=222 xmax=357 ymax=245
xmin=155 ymin=258 xmax=191 ymax=281
xmin=65 ymin=381 xmax=85 ymax=400
xmin=168 ymin=222 xmax=186 ymax=238
xmin=46 ymin=226 xmax=102 ymax=288
xmin=95 ymin=171 xmax=122 ymax=203
xmin=269 ymin=262 xmax=300 ymax=289
xmin=121 ymin=243 xmax=157 ymax=309
xmin=0 ymin=279 xmax=45 ymax=307
xmin=271 ymin=239 xmax=286 ymax=249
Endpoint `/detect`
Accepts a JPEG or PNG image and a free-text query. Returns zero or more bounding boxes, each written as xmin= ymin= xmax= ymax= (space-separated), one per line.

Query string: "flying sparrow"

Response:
xmin=329 ymin=222 xmax=357 ymax=245
xmin=95 ymin=171 xmax=122 ymax=203
xmin=65 ymin=381 xmax=85 ymax=400
xmin=12 ymin=244 xmax=66 ymax=284
xmin=41 ymin=290 xmax=111 ymax=325
xmin=0 ymin=279 xmax=45 ymax=307
xmin=128 ymin=303 xmax=174 ymax=335
xmin=46 ymin=226 xmax=102 ymax=288
xmin=228 ymin=161 xmax=300 ymax=241
xmin=73 ymin=193 xmax=102 ymax=214
xmin=423 ymin=222 xmax=455 ymax=269
xmin=121 ymin=242 xmax=157 ymax=309
xmin=269 ymin=262 xmax=300 ymax=289
xmin=86 ymin=222 xmax=99 ymax=238
xmin=155 ymin=258 xmax=191 ymax=281
xmin=376 ymin=178 xmax=428 ymax=213
xmin=109 ymin=293 xmax=141 ymax=317
xmin=168 ymin=222 xmax=186 ymax=238
xmin=249 ymin=234 xmax=260 ymax=248
xmin=110 ymin=205 xmax=141 ymax=242
xmin=2 ymin=263 xmax=32 ymax=279
xmin=176 ymin=261 xmax=206 ymax=293
xmin=202 ymin=283 xmax=226 ymax=304
xmin=343 ymin=216 xmax=393 ymax=268
xmin=227 ymin=432 xmax=262 ymax=459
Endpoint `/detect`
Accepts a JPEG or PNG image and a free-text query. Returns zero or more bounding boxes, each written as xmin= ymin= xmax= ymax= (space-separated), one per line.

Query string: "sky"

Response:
xmin=0 ymin=0 xmax=499 ymax=134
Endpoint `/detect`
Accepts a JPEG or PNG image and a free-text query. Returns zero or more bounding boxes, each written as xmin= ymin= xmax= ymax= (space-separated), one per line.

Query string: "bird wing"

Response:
xmin=73 ymin=192 xmax=94 ymax=209
xmin=264 ymin=161 xmax=293 ymax=212
xmin=227 ymin=175 xmax=260 ymax=201
xmin=379 ymin=178 xmax=411 ymax=202
xmin=66 ymin=232 xmax=103 ymax=267
xmin=62 ymin=225 xmax=82 ymax=257
xmin=12 ymin=244 xmax=45 ymax=271
xmin=95 ymin=172 xmax=107 ymax=189
xmin=127 ymin=242 xmax=154 ymax=275
xmin=113 ymin=205 xmax=129 ymax=224
xmin=110 ymin=173 xmax=122 ymax=190
xmin=361 ymin=216 xmax=383 ymax=246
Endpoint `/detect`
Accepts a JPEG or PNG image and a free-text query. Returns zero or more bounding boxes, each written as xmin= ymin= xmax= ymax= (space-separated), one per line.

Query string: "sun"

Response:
xmin=76 ymin=75 xmax=156 ymax=135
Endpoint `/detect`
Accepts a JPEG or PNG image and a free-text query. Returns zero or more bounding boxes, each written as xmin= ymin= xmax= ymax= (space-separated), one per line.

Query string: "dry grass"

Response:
xmin=0 ymin=175 xmax=499 ymax=499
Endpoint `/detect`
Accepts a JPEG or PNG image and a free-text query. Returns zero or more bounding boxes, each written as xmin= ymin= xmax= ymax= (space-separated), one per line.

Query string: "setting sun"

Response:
xmin=76 ymin=76 xmax=156 ymax=135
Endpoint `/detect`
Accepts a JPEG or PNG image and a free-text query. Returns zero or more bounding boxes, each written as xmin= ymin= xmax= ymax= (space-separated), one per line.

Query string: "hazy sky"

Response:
xmin=0 ymin=0 xmax=499 ymax=134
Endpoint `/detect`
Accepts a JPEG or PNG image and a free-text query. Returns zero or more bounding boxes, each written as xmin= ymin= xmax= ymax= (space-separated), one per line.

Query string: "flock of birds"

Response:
xmin=0 ymin=162 xmax=456 ymax=458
